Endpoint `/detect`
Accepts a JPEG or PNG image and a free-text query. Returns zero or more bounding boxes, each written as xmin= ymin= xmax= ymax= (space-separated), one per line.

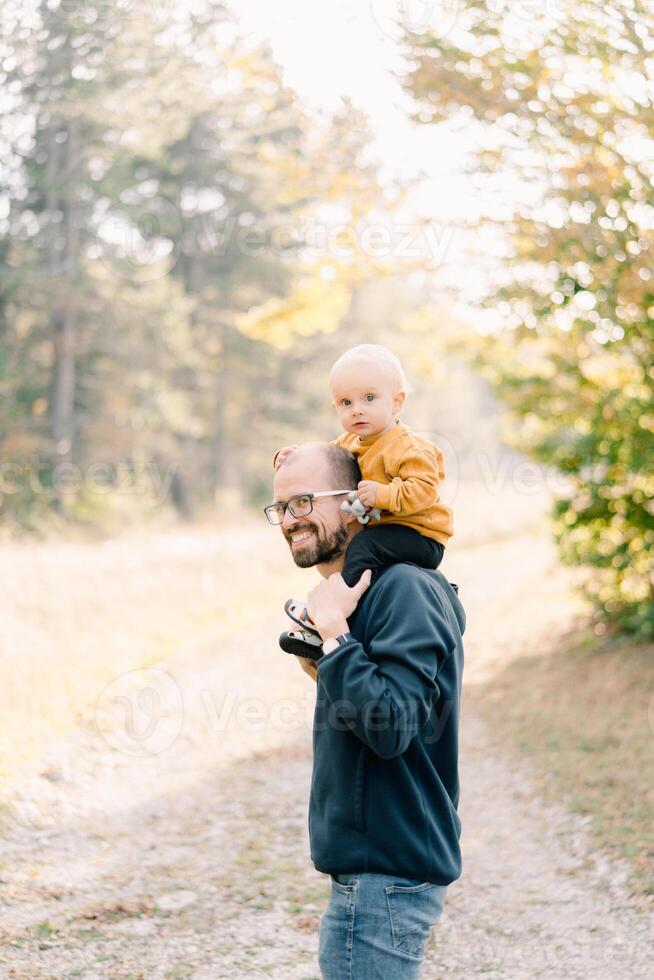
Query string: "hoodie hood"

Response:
xmin=436 ymin=571 xmax=466 ymax=636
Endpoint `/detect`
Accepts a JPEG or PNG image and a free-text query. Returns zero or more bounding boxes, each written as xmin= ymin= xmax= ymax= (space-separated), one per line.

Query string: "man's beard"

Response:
xmin=285 ymin=520 xmax=349 ymax=568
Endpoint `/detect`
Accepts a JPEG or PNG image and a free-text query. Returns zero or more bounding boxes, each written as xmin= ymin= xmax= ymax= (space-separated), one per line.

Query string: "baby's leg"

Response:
xmin=341 ymin=524 xmax=444 ymax=588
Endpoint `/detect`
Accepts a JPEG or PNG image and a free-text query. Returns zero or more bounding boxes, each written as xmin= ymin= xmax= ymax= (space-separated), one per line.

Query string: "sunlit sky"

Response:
xmin=230 ymin=0 xmax=505 ymax=311
xmin=0 ymin=0 xmax=504 ymax=308
xmin=232 ymin=0 xmax=471 ymax=210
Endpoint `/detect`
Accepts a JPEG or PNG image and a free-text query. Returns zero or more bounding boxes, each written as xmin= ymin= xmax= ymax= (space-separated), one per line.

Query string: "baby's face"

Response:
xmin=330 ymin=360 xmax=404 ymax=438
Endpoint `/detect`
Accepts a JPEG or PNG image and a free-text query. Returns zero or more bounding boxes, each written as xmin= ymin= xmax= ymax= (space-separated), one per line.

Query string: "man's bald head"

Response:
xmin=278 ymin=442 xmax=360 ymax=492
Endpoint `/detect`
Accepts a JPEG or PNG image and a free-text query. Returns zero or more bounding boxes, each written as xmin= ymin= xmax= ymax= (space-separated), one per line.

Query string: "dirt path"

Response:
xmin=1 ymin=526 xmax=652 ymax=978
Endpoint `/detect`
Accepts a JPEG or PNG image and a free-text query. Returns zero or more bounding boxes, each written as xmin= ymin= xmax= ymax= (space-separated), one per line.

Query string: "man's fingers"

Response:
xmin=353 ymin=568 xmax=372 ymax=597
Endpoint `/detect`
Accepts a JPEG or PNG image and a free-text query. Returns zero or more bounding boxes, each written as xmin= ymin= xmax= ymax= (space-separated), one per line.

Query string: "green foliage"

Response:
xmin=403 ymin=1 xmax=654 ymax=635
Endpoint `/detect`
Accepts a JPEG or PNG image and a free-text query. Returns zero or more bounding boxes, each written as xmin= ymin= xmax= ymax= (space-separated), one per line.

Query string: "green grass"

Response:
xmin=31 ymin=921 xmax=59 ymax=940
xmin=469 ymin=627 xmax=654 ymax=899
xmin=165 ymin=965 xmax=197 ymax=979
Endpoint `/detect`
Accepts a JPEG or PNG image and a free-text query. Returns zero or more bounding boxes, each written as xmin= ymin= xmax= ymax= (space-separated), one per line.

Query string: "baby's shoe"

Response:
xmin=284 ymin=598 xmax=320 ymax=636
xmin=279 ymin=629 xmax=324 ymax=661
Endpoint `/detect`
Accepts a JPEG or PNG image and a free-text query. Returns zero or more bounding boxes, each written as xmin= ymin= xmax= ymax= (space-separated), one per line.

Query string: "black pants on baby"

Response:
xmin=341 ymin=524 xmax=445 ymax=589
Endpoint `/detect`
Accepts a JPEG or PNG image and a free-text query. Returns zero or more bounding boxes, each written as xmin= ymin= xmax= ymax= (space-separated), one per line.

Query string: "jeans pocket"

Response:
xmin=385 ymin=881 xmax=446 ymax=959
xmin=331 ymin=873 xmax=358 ymax=895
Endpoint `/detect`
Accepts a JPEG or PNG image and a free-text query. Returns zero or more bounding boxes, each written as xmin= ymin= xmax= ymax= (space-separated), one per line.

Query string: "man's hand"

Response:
xmin=306 ymin=570 xmax=372 ymax=641
xmin=357 ymin=480 xmax=378 ymax=508
xmin=297 ymin=655 xmax=318 ymax=682
xmin=273 ymin=445 xmax=299 ymax=470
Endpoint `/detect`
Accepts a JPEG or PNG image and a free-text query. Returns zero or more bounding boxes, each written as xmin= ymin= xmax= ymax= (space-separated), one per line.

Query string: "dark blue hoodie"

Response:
xmin=310 ymin=563 xmax=465 ymax=885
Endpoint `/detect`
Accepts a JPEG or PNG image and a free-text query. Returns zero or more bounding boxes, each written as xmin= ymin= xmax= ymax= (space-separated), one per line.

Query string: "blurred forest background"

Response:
xmin=0 ymin=4 xmax=653 ymax=968
xmin=1 ymin=0 xmax=651 ymax=635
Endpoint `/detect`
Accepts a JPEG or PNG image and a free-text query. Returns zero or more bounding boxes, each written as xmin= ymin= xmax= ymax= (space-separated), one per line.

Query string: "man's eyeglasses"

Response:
xmin=264 ymin=490 xmax=351 ymax=526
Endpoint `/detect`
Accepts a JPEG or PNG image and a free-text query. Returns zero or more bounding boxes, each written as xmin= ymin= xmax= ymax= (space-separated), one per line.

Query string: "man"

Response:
xmin=269 ymin=442 xmax=465 ymax=978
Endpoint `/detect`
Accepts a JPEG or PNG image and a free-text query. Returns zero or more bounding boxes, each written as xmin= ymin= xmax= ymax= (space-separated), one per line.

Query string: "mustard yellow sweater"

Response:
xmin=333 ymin=420 xmax=453 ymax=545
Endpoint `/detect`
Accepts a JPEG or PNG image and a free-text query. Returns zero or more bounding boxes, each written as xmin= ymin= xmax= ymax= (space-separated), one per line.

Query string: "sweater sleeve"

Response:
xmin=374 ymin=444 xmax=443 ymax=516
xmin=315 ymin=571 xmax=455 ymax=759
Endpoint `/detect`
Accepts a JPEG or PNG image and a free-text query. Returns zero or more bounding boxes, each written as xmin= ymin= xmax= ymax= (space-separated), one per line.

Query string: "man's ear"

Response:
xmin=341 ymin=498 xmax=360 ymax=530
xmin=343 ymin=509 xmax=361 ymax=532
xmin=393 ymin=389 xmax=406 ymax=414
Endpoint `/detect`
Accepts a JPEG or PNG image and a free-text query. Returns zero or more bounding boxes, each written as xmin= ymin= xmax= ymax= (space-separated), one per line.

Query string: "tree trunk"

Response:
xmin=212 ymin=321 xmax=228 ymax=497
xmin=49 ymin=118 xmax=80 ymax=511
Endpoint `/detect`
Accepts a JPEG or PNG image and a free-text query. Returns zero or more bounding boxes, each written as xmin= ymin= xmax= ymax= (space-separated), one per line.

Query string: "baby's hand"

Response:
xmin=274 ymin=445 xmax=299 ymax=470
xmin=357 ymin=480 xmax=378 ymax=508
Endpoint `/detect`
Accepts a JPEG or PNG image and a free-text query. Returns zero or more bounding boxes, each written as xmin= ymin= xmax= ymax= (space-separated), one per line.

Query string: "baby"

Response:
xmin=273 ymin=343 xmax=453 ymax=658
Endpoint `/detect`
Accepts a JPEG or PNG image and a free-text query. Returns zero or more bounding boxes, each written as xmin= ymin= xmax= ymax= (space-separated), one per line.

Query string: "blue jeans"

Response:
xmin=318 ymin=872 xmax=447 ymax=979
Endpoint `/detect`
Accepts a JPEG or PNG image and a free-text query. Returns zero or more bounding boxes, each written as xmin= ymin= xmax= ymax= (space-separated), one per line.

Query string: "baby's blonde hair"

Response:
xmin=329 ymin=344 xmax=408 ymax=392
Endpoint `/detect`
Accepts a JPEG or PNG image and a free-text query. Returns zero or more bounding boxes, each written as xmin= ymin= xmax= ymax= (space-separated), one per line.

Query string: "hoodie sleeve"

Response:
xmin=374 ymin=444 xmax=444 ymax=516
xmin=315 ymin=570 xmax=457 ymax=759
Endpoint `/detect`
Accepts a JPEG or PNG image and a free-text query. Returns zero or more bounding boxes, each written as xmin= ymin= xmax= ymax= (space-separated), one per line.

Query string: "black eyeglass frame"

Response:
xmin=264 ymin=489 xmax=352 ymax=526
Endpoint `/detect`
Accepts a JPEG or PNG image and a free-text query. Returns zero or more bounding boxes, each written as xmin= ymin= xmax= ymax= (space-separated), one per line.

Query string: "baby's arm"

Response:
xmin=374 ymin=445 xmax=444 ymax=516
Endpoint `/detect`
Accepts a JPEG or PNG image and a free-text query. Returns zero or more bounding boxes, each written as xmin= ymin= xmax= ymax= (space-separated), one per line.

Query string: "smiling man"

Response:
xmin=270 ymin=442 xmax=466 ymax=979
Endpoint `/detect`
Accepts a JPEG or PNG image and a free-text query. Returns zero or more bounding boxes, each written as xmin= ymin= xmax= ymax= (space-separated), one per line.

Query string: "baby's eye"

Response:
xmin=365 ymin=394 xmax=375 ymax=402
xmin=341 ymin=399 xmax=351 ymax=407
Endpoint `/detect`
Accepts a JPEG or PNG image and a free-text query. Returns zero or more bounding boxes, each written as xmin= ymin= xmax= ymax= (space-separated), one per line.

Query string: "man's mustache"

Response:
xmin=283 ymin=523 xmax=317 ymax=544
